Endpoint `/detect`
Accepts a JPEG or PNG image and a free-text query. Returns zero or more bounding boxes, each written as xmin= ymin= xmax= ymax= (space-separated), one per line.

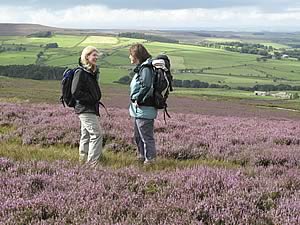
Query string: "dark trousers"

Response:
xmin=134 ymin=118 xmax=156 ymax=161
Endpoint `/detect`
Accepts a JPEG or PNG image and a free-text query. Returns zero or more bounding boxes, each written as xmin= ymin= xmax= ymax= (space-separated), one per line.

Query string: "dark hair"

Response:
xmin=129 ymin=44 xmax=151 ymax=64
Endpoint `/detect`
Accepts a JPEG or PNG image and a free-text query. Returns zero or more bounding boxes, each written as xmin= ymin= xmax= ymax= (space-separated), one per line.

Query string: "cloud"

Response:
xmin=0 ymin=4 xmax=300 ymax=31
xmin=2 ymin=0 xmax=300 ymax=11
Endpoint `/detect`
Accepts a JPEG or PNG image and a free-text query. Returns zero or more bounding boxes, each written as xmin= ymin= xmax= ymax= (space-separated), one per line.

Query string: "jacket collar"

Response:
xmin=133 ymin=58 xmax=152 ymax=73
xmin=78 ymin=58 xmax=99 ymax=76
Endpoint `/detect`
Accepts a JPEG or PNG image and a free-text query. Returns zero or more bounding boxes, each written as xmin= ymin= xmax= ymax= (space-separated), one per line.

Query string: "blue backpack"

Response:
xmin=60 ymin=68 xmax=78 ymax=108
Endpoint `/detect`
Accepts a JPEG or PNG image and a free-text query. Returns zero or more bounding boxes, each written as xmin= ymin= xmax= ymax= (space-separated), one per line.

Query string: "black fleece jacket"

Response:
xmin=71 ymin=62 xmax=101 ymax=116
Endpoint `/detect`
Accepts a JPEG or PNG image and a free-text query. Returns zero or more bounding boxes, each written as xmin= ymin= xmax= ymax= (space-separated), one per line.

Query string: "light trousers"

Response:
xmin=79 ymin=113 xmax=103 ymax=166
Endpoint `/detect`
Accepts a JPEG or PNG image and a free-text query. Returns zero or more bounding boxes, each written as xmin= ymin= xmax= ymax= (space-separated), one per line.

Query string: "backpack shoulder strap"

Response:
xmin=99 ymin=101 xmax=110 ymax=117
xmin=136 ymin=62 xmax=154 ymax=80
xmin=74 ymin=67 xmax=82 ymax=74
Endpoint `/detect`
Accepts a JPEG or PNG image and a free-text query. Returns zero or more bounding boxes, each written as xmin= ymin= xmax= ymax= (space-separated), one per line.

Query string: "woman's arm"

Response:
xmin=71 ymin=69 xmax=95 ymax=104
xmin=135 ymin=67 xmax=153 ymax=104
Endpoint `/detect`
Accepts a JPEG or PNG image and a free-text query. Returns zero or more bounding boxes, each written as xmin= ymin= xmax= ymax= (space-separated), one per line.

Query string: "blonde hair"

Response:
xmin=80 ymin=46 xmax=99 ymax=71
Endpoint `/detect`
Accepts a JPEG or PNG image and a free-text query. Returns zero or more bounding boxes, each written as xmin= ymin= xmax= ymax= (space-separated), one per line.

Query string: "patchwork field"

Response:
xmin=1 ymin=34 xmax=300 ymax=89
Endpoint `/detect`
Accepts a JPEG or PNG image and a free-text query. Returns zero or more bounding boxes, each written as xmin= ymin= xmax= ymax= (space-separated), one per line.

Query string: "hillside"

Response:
xmin=0 ymin=23 xmax=113 ymax=36
xmin=0 ymin=23 xmax=63 ymax=36
xmin=0 ymin=33 xmax=300 ymax=89
xmin=2 ymin=23 xmax=300 ymax=47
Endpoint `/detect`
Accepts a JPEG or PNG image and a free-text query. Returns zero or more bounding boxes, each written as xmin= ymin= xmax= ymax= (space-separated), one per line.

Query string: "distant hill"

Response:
xmin=1 ymin=23 xmax=299 ymax=48
xmin=0 ymin=23 xmax=62 ymax=36
xmin=0 ymin=23 xmax=111 ymax=36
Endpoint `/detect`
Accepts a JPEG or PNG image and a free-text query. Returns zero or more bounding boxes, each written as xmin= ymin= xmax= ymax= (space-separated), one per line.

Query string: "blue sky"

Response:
xmin=0 ymin=0 xmax=300 ymax=31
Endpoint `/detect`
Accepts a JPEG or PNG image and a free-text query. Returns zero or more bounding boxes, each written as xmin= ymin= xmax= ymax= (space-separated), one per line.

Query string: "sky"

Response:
xmin=0 ymin=0 xmax=300 ymax=31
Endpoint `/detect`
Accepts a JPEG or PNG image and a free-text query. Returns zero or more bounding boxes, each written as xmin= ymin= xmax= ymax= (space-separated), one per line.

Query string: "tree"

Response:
xmin=182 ymin=80 xmax=191 ymax=88
xmin=45 ymin=43 xmax=59 ymax=49
xmin=199 ymin=81 xmax=209 ymax=88
xmin=173 ymin=79 xmax=183 ymax=87
xmin=37 ymin=51 xmax=44 ymax=59
xmin=28 ymin=31 xmax=53 ymax=38
xmin=190 ymin=80 xmax=201 ymax=88
xmin=0 ymin=65 xmax=65 ymax=80
xmin=258 ymin=50 xmax=268 ymax=56
xmin=209 ymin=84 xmax=221 ymax=88
xmin=115 ymin=76 xmax=131 ymax=84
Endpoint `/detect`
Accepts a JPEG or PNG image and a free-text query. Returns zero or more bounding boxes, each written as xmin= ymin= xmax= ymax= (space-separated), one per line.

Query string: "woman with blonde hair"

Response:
xmin=71 ymin=46 xmax=102 ymax=166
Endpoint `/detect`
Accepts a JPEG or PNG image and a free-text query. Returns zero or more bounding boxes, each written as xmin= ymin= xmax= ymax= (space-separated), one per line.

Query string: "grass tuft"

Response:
xmin=0 ymin=140 xmax=239 ymax=172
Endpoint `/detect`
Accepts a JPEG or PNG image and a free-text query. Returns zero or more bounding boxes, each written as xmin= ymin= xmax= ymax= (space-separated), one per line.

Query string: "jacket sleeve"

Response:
xmin=134 ymin=67 xmax=153 ymax=104
xmin=71 ymin=69 xmax=95 ymax=104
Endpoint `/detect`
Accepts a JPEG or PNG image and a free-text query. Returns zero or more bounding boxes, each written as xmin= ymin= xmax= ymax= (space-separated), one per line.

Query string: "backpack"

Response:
xmin=60 ymin=68 xmax=78 ymax=108
xmin=151 ymin=55 xmax=173 ymax=120
xmin=59 ymin=68 xmax=110 ymax=116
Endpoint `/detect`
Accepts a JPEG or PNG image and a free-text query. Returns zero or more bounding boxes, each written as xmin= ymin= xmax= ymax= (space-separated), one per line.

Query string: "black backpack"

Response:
xmin=151 ymin=55 xmax=173 ymax=120
xmin=59 ymin=68 xmax=110 ymax=116
xmin=60 ymin=68 xmax=78 ymax=108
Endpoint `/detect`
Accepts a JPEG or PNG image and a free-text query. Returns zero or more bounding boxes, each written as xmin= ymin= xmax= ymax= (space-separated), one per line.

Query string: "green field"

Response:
xmin=3 ymin=76 xmax=300 ymax=111
xmin=204 ymin=37 xmax=291 ymax=49
xmin=0 ymin=34 xmax=300 ymax=90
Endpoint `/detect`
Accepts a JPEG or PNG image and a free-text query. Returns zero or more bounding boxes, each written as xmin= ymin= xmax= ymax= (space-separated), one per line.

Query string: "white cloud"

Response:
xmin=0 ymin=4 xmax=300 ymax=30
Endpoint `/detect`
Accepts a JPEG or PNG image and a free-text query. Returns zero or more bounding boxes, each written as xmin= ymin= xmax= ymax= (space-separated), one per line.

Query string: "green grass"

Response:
xmin=3 ymin=76 xmax=300 ymax=109
xmin=174 ymin=88 xmax=277 ymax=100
xmin=99 ymin=150 xmax=239 ymax=171
xmin=0 ymin=76 xmax=61 ymax=103
xmin=3 ymin=35 xmax=86 ymax=48
xmin=260 ymin=42 xmax=290 ymax=49
xmin=0 ymin=75 xmax=130 ymax=104
xmin=0 ymin=141 xmax=79 ymax=163
xmin=1 ymin=34 xmax=300 ymax=93
xmin=204 ymin=37 xmax=242 ymax=42
xmin=0 ymin=139 xmax=239 ymax=172
xmin=204 ymin=37 xmax=291 ymax=49
xmin=100 ymin=67 xmax=130 ymax=84
xmin=0 ymin=35 xmax=143 ymax=67
xmin=0 ymin=51 xmax=37 ymax=65
xmin=0 ymin=121 xmax=240 ymax=172
xmin=256 ymin=99 xmax=300 ymax=111
xmin=174 ymin=72 xmax=281 ymax=88
xmin=0 ymin=124 xmax=15 ymax=134
xmin=1 ymin=34 xmax=300 ymax=89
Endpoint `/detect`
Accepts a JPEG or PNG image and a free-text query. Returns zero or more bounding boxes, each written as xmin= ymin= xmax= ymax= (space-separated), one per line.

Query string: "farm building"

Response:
xmin=271 ymin=92 xmax=297 ymax=99
xmin=254 ymin=91 xmax=270 ymax=96
xmin=255 ymin=91 xmax=298 ymax=99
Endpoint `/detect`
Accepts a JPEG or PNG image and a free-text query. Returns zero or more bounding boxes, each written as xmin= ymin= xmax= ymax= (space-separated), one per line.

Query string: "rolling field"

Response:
xmin=204 ymin=37 xmax=291 ymax=49
xmin=0 ymin=34 xmax=300 ymax=89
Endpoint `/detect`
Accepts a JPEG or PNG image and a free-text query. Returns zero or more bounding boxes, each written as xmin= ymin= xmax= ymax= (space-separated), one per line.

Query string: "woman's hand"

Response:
xmin=133 ymin=100 xmax=140 ymax=108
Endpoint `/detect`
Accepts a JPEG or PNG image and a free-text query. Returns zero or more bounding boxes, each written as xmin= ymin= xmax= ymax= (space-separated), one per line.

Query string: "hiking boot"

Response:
xmin=137 ymin=154 xmax=145 ymax=163
xmin=144 ymin=159 xmax=156 ymax=165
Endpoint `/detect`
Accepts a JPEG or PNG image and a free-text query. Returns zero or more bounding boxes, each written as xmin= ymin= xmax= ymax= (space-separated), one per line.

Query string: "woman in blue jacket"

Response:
xmin=129 ymin=44 xmax=157 ymax=164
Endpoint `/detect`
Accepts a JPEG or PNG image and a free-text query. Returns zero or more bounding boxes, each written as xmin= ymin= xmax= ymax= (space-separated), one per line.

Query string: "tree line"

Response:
xmin=0 ymin=65 xmax=65 ymax=80
xmin=0 ymin=45 xmax=26 ymax=53
xmin=114 ymin=75 xmax=230 ymax=89
xmin=115 ymin=75 xmax=300 ymax=91
xmin=237 ymin=84 xmax=300 ymax=92
xmin=27 ymin=31 xmax=53 ymax=38
xmin=118 ymin=32 xmax=179 ymax=44
xmin=200 ymin=42 xmax=272 ymax=56
xmin=281 ymin=49 xmax=300 ymax=60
